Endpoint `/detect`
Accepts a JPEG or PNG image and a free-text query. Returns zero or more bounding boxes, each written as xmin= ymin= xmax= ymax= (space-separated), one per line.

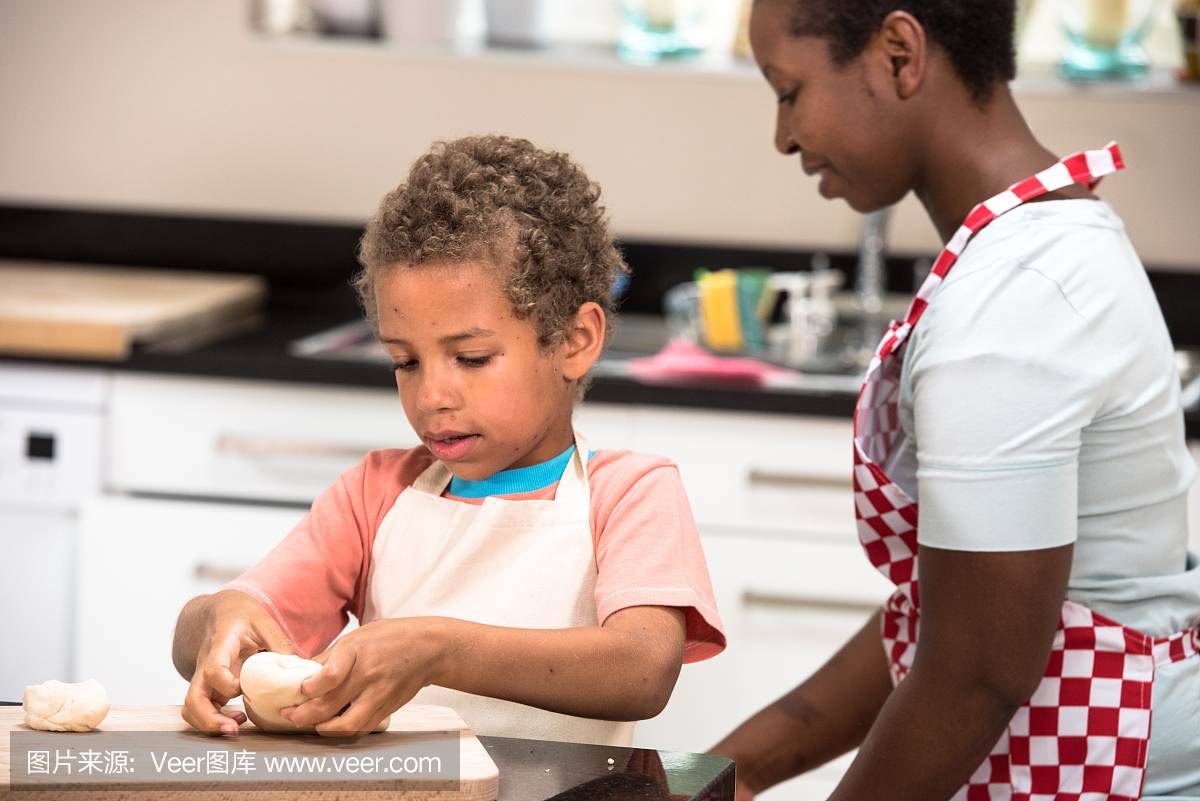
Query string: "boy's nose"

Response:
xmin=416 ymin=367 xmax=458 ymax=413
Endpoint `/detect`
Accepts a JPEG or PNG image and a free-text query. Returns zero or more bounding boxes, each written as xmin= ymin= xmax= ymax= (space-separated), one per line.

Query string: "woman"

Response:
xmin=710 ymin=2 xmax=1200 ymax=799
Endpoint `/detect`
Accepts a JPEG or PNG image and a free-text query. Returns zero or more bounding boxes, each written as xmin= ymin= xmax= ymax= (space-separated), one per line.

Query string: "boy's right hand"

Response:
xmin=180 ymin=589 xmax=298 ymax=736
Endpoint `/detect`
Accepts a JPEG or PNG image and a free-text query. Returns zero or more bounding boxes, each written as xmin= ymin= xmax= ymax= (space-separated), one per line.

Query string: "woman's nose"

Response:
xmin=774 ymin=108 xmax=800 ymax=155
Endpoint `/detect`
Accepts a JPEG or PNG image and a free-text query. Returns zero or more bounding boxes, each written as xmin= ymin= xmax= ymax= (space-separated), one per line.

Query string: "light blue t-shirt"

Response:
xmin=889 ymin=200 xmax=1200 ymax=795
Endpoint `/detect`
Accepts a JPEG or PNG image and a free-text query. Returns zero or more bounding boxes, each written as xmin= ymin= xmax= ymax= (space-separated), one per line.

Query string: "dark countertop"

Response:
xmin=4 ymin=281 xmax=1198 ymax=437
xmin=0 ymin=701 xmax=733 ymax=800
xmin=0 ymin=281 xmax=862 ymax=420
xmin=479 ymin=736 xmax=733 ymax=801
xmin=0 ymin=204 xmax=1195 ymax=433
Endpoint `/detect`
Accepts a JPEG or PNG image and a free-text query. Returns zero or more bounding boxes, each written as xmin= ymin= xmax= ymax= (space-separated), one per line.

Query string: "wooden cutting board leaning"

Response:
xmin=0 ymin=704 xmax=499 ymax=800
xmin=0 ymin=261 xmax=267 ymax=360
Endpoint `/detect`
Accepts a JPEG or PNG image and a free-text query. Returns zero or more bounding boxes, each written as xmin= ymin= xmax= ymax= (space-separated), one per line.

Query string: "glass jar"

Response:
xmin=1058 ymin=0 xmax=1156 ymax=79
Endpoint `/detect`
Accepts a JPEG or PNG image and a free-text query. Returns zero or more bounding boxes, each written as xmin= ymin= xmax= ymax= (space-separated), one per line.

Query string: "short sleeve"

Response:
xmin=586 ymin=451 xmax=726 ymax=662
xmin=225 ymin=448 xmax=432 ymax=657
xmin=904 ymin=254 xmax=1105 ymax=553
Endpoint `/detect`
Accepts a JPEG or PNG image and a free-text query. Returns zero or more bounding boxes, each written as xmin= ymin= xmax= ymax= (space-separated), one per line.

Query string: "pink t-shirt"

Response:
xmin=228 ymin=447 xmax=725 ymax=664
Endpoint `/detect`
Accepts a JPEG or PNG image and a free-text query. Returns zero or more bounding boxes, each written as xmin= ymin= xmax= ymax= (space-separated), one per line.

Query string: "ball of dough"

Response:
xmin=239 ymin=652 xmax=388 ymax=734
xmin=23 ymin=679 xmax=110 ymax=732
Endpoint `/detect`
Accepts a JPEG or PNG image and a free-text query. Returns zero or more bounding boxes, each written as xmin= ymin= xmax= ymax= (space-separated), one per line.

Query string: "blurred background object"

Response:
xmin=484 ymin=0 xmax=547 ymax=48
xmin=617 ymin=0 xmax=706 ymax=63
xmin=1058 ymin=0 xmax=1156 ymax=79
xmin=1019 ymin=0 xmax=1187 ymax=79
xmin=1179 ymin=0 xmax=1200 ymax=79
xmin=308 ymin=0 xmax=379 ymax=37
xmin=379 ymin=0 xmax=461 ymax=45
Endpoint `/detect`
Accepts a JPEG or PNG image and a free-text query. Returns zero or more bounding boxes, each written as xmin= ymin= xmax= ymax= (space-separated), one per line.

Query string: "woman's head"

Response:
xmin=768 ymin=0 xmax=1015 ymax=104
xmin=356 ymin=135 xmax=628 ymax=353
xmin=749 ymin=0 xmax=1017 ymax=213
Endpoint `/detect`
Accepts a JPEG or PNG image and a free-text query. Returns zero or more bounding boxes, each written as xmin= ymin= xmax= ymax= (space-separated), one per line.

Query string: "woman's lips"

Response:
xmin=427 ymin=434 xmax=480 ymax=461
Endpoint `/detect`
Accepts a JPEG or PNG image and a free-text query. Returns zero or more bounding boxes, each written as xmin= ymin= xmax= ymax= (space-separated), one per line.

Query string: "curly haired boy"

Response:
xmin=173 ymin=135 xmax=725 ymax=746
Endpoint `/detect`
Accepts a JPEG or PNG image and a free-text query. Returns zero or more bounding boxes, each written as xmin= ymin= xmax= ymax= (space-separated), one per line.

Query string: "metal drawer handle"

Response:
xmin=194 ymin=563 xmax=250 ymax=584
xmin=747 ymin=469 xmax=853 ymax=491
xmin=742 ymin=590 xmax=881 ymax=614
xmin=216 ymin=434 xmax=379 ymax=460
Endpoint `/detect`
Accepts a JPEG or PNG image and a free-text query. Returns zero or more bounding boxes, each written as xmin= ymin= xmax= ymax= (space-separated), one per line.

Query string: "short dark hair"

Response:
xmin=357 ymin=134 xmax=627 ymax=349
xmin=785 ymin=0 xmax=1016 ymax=103
xmin=356 ymin=135 xmax=628 ymax=398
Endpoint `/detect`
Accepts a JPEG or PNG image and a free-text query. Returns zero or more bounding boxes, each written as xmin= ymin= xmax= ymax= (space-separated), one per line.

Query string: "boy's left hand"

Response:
xmin=280 ymin=617 xmax=442 ymax=737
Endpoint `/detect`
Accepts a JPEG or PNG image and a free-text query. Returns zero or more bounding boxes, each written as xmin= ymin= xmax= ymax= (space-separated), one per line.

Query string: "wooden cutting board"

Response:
xmin=0 ymin=261 xmax=267 ymax=360
xmin=0 ymin=704 xmax=498 ymax=800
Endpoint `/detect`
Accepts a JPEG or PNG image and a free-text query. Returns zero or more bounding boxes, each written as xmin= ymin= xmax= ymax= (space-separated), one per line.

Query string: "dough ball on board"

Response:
xmin=239 ymin=652 xmax=389 ymax=734
xmin=23 ymin=679 xmax=110 ymax=732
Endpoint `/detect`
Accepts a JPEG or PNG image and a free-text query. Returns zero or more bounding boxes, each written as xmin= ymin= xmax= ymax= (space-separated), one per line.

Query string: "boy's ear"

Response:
xmin=559 ymin=302 xmax=606 ymax=382
xmin=875 ymin=11 xmax=926 ymax=100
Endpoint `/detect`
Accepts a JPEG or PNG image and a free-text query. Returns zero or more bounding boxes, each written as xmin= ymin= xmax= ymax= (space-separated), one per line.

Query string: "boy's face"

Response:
xmin=749 ymin=0 xmax=921 ymax=213
xmin=376 ymin=260 xmax=580 ymax=481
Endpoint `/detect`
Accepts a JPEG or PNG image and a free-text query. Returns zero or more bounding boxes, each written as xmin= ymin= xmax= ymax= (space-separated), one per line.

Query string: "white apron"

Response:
xmin=361 ymin=432 xmax=635 ymax=746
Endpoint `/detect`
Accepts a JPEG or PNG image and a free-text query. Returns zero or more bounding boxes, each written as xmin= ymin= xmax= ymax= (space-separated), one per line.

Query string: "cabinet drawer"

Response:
xmin=634 ymin=533 xmax=891 ymax=798
xmin=633 ymin=407 xmax=856 ymax=540
xmin=107 ymin=373 xmax=418 ymax=504
xmin=75 ymin=494 xmax=308 ymax=704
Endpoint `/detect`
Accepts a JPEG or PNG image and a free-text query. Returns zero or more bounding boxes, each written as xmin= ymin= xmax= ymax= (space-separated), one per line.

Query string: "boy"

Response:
xmin=173 ymin=135 xmax=725 ymax=745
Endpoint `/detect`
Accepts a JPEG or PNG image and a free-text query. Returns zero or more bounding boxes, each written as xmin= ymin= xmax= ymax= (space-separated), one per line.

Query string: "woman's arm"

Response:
xmin=828 ymin=543 xmax=1073 ymax=801
xmin=710 ymin=610 xmax=895 ymax=799
xmin=281 ymin=604 xmax=687 ymax=736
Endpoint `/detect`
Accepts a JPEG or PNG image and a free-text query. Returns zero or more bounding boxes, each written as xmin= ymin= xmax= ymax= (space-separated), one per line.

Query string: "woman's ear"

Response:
xmin=875 ymin=10 xmax=926 ymax=100
xmin=559 ymin=302 xmax=606 ymax=382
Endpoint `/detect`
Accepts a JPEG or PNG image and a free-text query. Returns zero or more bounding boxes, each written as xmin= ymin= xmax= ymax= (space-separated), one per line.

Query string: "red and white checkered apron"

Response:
xmin=853 ymin=142 xmax=1200 ymax=801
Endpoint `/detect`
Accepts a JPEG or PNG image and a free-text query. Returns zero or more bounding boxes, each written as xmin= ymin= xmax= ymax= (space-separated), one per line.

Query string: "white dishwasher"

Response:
xmin=76 ymin=372 xmax=419 ymax=704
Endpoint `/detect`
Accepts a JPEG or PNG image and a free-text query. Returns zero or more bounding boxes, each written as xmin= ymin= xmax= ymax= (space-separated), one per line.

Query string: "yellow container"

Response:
xmin=698 ymin=269 xmax=743 ymax=351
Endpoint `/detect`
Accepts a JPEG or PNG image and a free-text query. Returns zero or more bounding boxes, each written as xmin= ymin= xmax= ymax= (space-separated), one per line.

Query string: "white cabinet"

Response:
xmin=75 ymin=494 xmax=307 ymax=704
xmin=632 ymin=533 xmax=891 ymax=801
xmin=107 ymin=373 xmax=418 ymax=504
xmin=89 ymin=373 xmax=871 ymax=798
xmin=633 ymin=407 xmax=857 ymax=542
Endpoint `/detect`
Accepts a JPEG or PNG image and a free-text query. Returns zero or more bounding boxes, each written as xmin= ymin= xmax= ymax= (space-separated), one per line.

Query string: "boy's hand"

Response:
xmin=180 ymin=590 xmax=299 ymax=736
xmin=281 ymin=617 xmax=444 ymax=737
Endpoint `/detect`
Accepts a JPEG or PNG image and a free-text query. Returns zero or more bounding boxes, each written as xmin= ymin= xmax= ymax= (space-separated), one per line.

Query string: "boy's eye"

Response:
xmin=393 ymin=359 xmax=418 ymax=373
xmin=458 ymin=355 xmax=492 ymax=367
xmin=777 ymin=86 xmax=799 ymax=106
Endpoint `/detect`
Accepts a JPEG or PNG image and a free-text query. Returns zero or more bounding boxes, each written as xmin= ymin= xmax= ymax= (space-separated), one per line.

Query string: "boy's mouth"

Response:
xmin=427 ymin=433 xmax=480 ymax=462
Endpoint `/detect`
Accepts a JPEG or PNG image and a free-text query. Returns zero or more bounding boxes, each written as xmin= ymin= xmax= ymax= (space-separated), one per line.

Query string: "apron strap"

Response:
xmin=412 ymin=458 xmax=453 ymax=496
xmin=553 ymin=431 xmax=592 ymax=505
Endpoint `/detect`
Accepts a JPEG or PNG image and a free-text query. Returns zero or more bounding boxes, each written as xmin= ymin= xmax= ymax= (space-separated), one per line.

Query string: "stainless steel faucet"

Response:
xmin=855 ymin=207 xmax=892 ymax=314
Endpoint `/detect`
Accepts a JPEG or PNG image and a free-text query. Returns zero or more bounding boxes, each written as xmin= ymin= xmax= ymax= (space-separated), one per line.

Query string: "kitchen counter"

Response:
xmin=0 ymin=704 xmax=734 ymax=800
xmin=479 ymin=736 xmax=733 ymax=801
xmin=0 ymin=205 xmax=1196 ymax=434
xmin=0 ymin=280 xmax=862 ymax=420
xmin=4 ymin=280 xmax=1199 ymax=437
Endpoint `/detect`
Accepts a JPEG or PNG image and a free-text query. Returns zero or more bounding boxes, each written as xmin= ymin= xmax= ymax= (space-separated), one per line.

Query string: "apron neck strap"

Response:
xmin=863 ymin=142 xmax=1125 ymax=381
xmin=553 ymin=431 xmax=592 ymax=505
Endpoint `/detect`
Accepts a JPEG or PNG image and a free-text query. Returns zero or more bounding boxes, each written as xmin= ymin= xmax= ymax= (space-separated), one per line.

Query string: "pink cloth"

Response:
xmin=227 ymin=447 xmax=725 ymax=663
xmin=626 ymin=338 xmax=796 ymax=385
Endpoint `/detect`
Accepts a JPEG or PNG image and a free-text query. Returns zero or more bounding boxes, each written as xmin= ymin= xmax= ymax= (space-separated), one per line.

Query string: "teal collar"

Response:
xmin=448 ymin=445 xmax=595 ymax=499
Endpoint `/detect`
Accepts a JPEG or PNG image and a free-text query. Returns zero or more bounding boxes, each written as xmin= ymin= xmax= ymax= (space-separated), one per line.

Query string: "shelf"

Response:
xmin=249 ymin=29 xmax=1200 ymax=96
